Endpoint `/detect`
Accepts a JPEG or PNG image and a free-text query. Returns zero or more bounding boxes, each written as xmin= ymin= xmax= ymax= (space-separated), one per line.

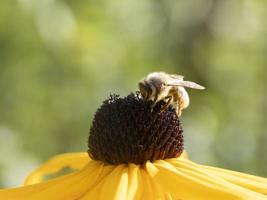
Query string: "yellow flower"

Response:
xmin=0 ymin=151 xmax=266 ymax=199
xmin=0 ymin=93 xmax=266 ymax=199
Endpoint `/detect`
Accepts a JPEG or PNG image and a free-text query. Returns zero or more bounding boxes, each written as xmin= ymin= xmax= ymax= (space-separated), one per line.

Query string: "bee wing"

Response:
xmin=166 ymin=80 xmax=205 ymax=90
xmin=169 ymin=74 xmax=184 ymax=80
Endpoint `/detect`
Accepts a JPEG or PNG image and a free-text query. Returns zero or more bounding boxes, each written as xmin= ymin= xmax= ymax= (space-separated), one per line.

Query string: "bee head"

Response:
xmin=138 ymin=81 xmax=152 ymax=102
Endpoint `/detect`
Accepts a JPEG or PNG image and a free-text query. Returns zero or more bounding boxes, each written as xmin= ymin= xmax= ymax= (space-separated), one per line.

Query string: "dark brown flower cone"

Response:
xmin=88 ymin=93 xmax=184 ymax=165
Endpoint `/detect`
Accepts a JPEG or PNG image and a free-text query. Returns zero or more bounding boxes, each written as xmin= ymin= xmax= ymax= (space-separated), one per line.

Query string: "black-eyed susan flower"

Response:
xmin=0 ymin=93 xmax=266 ymax=200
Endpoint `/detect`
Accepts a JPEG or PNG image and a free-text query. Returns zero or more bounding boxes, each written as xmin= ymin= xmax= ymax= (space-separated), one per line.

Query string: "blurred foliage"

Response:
xmin=0 ymin=0 xmax=267 ymax=187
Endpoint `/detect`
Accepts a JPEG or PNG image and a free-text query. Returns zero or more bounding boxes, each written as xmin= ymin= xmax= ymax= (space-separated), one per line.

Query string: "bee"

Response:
xmin=138 ymin=72 xmax=205 ymax=117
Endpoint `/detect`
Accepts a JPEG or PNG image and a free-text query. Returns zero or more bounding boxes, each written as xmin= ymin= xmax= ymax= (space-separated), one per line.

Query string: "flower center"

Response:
xmin=88 ymin=93 xmax=184 ymax=165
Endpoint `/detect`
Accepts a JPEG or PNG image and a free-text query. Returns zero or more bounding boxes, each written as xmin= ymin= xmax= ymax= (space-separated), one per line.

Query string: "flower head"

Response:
xmin=88 ymin=93 xmax=183 ymax=165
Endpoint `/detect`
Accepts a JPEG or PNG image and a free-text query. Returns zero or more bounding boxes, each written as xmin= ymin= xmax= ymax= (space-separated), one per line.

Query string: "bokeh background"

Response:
xmin=0 ymin=0 xmax=267 ymax=187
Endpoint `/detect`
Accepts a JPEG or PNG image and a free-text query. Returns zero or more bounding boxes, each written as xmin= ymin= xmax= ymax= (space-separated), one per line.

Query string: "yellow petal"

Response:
xmin=83 ymin=164 xmax=165 ymax=200
xmin=202 ymin=165 xmax=267 ymax=194
xmin=25 ymin=152 xmax=90 ymax=185
xmin=171 ymin=158 xmax=267 ymax=195
xmin=126 ymin=164 xmax=143 ymax=200
xmin=0 ymin=160 xmax=104 ymax=200
xmin=139 ymin=169 xmax=154 ymax=200
xmin=147 ymin=159 xmax=267 ymax=200
xmin=94 ymin=165 xmax=128 ymax=200
xmin=140 ymin=167 xmax=169 ymax=200
xmin=78 ymin=165 xmax=116 ymax=200
xmin=179 ymin=150 xmax=189 ymax=159
xmin=84 ymin=164 xmax=144 ymax=200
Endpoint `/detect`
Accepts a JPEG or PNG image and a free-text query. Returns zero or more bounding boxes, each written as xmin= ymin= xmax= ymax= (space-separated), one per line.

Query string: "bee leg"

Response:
xmin=150 ymin=102 xmax=156 ymax=112
xmin=177 ymin=108 xmax=182 ymax=117
xmin=150 ymin=93 xmax=159 ymax=111
xmin=176 ymin=100 xmax=183 ymax=117
xmin=160 ymin=96 xmax=172 ymax=112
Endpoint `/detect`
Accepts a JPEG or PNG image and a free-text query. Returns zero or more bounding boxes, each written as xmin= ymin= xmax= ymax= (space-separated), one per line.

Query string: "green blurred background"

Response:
xmin=0 ymin=0 xmax=267 ymax=187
